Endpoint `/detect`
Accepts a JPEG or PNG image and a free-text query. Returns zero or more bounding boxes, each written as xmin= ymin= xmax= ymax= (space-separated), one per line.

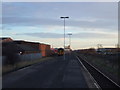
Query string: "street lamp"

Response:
xmin=68 ymin=33 xmax=72 ymax=49
xmin=60 ymin=16 xmax=69 ymax=60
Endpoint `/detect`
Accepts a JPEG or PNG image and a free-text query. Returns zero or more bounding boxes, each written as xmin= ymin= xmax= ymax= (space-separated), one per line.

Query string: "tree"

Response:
xmin=97 ymin=44 xmax=103 ymax=49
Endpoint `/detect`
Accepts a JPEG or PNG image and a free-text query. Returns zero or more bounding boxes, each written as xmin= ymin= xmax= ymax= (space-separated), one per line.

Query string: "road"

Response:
xmin=3 ymin=53 xmax=88 ymax=88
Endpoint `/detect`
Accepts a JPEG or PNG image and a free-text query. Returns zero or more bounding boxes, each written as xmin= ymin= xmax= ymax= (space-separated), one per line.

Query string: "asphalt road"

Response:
xmin=3 ymin=53 xmax=88 ymax=88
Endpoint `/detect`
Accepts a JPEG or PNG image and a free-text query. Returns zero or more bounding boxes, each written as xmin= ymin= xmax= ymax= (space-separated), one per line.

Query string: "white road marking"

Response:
xmin=76 ymin=56 xmax=101 ymax=89
xmin=79 ymin=55 xmax=120 ymax=88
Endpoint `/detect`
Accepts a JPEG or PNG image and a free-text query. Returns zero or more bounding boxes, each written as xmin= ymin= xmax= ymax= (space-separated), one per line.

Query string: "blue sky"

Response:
xmin=1 ymin=2 xmax=118 ymax=49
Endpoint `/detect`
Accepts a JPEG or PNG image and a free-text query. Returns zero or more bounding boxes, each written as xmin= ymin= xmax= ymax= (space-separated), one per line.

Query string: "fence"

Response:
xmin=2 ymin=53 xmax=42 ymax=65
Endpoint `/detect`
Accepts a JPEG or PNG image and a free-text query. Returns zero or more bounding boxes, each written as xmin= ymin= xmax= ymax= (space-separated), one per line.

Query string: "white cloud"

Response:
xmin=16 ymin=32 xmax=117 ymax=39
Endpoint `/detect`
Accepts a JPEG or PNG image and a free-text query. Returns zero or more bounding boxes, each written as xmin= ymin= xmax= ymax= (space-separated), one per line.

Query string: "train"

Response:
xmin=50 ymin=48 xmax=64 ymax=56
xmin=57 ymin=48 xmax=64 ymax=56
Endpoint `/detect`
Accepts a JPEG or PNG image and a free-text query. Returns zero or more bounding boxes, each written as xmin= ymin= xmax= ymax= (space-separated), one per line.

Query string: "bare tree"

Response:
xmin=97 ymin=44 xmax=103 ymax=49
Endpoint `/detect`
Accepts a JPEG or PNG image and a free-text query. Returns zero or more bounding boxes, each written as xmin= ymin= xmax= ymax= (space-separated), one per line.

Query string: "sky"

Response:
xmin=1 ymin=0 xmax=119 ymax=2
xmin=1 ymin=2 xmax=118 ymax=50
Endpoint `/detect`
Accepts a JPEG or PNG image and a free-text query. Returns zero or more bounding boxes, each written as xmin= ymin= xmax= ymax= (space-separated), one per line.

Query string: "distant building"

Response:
xmin=65 ymin=45 xmax=70 ymax=49
xmin=97 ymin=48 xmax=119 ymax=54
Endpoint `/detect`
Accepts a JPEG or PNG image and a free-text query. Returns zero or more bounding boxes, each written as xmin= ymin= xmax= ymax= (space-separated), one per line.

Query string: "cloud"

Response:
xmin=16 ymin=32 xmax=117 ymax=39
xmin=2 ymin=0 xmax=119 ymax=2
xmin=2 ymin=16 xmax=117 ymax=31
xmin=2 ymin=17 xmax=60 ymax=26
xmin=73 ymin=32 xmax=117 ymax=38
xmin=17 ymin=32 xmax=63 ymax=38
xmin=2 ymin=2 xmax=117 ymax=19
xmin=2 ymin=2 xmax=117 ymax=31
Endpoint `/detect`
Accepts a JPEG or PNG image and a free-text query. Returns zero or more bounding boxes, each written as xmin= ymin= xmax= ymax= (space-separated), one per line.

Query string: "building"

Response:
xmin=0 ymin=37 xmax=13 ymax=43
xmin=2 ymin=38 xmax=51 ymax=65
xmin=2 ymin=41 xmax=23 ymax=56
xmin=13 ymin=40 xmax=51 ymax=57
xmin=2 ymin=38 xmax=51 ymax=56
xmin=97 ymin=48 xmax=120 ymax=54
xmin=13 ymin=40 xmax=40 ymax=54
xmin=39 ymin=44 xmax=51 ymax=57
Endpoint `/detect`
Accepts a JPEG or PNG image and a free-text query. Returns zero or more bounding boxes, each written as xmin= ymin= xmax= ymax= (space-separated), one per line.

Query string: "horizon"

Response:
xmin=1 ymin=36 xmax=117 ymax=50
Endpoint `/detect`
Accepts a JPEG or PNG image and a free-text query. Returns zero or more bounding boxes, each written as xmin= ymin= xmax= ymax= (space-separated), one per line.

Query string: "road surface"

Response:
xmin=3 ymin=53 xmax=88 ymax=88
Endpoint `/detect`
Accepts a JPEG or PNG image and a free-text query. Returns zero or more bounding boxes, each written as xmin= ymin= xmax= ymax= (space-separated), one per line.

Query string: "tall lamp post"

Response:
xmin=60 ymin=16 xmax=69 ymax=60
xmin=68 ymin=33 xmax=72 ymax=49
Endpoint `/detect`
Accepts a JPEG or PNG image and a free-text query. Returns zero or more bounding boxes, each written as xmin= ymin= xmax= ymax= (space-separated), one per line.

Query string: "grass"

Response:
xmin=2 ymin=56 xmax=54 ymax=75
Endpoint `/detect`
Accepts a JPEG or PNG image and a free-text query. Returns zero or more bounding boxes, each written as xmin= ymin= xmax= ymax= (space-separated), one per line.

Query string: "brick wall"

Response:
xmin=39 ymin=44 xmax=51 ymax=57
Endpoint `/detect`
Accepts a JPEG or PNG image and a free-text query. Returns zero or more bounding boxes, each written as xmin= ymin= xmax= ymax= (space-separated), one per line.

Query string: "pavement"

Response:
xmin=2 ymin=53 xmax=89 ymax=88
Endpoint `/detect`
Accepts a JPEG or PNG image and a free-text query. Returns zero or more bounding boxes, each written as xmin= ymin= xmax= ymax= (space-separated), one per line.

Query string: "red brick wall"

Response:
xmin=18 ymin=41 xmax=51 ymax=56
xmin=39 ymin=44 xmax=51 ymax=57
xmin=14 ymin=40 xmax=51 ymax=57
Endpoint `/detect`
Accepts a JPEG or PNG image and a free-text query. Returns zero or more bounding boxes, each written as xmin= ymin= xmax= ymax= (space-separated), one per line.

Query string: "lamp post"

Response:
xmin=60 ymin=16 xmax=69 ymax=60
xmin=68 ymin=33 xmax=72 ymax=49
